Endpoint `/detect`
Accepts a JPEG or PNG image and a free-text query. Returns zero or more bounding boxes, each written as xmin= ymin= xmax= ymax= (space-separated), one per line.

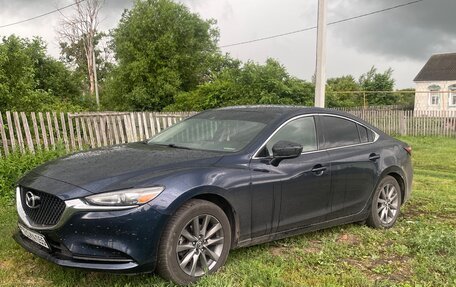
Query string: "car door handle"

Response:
xmin=311 ymin=165 xmax=327 ymax=176
xmin=369 ymin=153 xmax=380 ymax=161
xmin=253 ymin=168 xmax=270 ymax=173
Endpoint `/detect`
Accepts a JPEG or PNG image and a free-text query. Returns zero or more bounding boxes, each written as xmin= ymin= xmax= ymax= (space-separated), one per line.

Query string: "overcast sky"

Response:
xmin=1 ymin=0 xmax=455 ymax=88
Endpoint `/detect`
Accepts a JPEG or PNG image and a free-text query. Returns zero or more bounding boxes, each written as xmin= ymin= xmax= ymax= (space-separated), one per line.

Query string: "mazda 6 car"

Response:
xmin=14 ymin=105 xmax=413 ymax=285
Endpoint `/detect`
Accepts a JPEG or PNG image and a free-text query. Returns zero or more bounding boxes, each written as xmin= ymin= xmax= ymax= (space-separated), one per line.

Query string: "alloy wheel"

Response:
xmin=377 ymin=183 xmax=399 ymax=225
xmin=176 ymin=214 xmax=224 ymax=277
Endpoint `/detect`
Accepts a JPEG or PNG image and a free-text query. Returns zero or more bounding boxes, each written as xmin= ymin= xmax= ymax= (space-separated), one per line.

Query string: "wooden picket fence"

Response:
xmin=0 ymin=109 xmax=455 ymax=157
xmin=0 ymin=111 xmax=194 ymax=157
xmin=345 ymin=110 xmax=456 ymax=137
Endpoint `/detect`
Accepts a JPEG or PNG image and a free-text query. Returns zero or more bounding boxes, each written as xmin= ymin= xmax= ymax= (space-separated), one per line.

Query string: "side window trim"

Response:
xmin=252 ymin=113 xmax=379 ymax=159
xmin=315 ymin=115 xmax=324 ymax=151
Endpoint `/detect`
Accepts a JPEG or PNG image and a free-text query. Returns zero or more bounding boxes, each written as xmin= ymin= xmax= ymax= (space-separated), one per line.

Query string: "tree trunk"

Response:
xmin=87 ymin=45 xmax=95 ymax=95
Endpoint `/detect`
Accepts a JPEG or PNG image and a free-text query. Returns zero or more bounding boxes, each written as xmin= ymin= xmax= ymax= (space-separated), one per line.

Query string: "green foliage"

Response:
xmin=104 ymin=0 xmax=220 ymax=111
xmin=395 ymin=88 xmax=415 ymax=109
xmin=0 ymin=148 xmax=67 ymax=201
xmin=166 ymin=58 xmax=315 ymax=111
xmin=359 ymin=66 xmax=396 ymax=106
xmin=326 ymin=75 xmax=362 ymax=108
xmin=0 ymin=35 xmax=86 ymax=111
xmin=325 ymin=68 xmax=409 ymax=108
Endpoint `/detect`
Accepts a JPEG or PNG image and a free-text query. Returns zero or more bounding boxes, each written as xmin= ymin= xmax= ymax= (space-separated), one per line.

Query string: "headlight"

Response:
xmin=85 ymin=186 xmax=165 ymax=206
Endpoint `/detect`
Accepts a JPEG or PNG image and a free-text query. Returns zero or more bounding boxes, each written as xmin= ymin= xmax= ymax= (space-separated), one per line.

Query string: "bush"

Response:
xmin=0 ymin=35 xmax=90 ymax=112
xmin=0 ymin=147 xmax=67 ymax=202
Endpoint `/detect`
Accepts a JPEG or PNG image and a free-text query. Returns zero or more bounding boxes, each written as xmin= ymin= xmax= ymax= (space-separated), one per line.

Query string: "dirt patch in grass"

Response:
xmin=402 ymin=199 xmax=456 ymax=225
xmin=401 ymin=200 xmax=429 ymax=220
xmin=0 ymin=259 xmax=18 ymax=271
xmin=435 ymin=211 xmax=456 ymax=220
xmin=269 ymin=246 xmax=287 ymax=257
xmin=376 ymin=256 xmax=413 ymax=282
xmin=302 ymin=239 xmax=323 ymax=254
xmin=344 ymin=255 xmax=413 ymax=283
xmin=336 ymin=233 xmax=360 ymax=245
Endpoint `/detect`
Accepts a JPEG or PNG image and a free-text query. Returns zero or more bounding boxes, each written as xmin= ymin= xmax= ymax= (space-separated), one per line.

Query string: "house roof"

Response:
xmin=414 ymin=52 xmax=456 ymax=82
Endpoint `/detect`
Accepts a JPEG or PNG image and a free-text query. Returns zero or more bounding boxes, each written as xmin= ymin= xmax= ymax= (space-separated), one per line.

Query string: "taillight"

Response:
xmin=404 ymin=146 xmax=412 ymax=156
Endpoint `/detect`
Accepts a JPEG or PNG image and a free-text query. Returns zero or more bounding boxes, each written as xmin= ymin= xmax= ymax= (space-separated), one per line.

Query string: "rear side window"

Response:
xmin=321 ymin=116 xmax=360 ymax=148
xmin=367 ymin=129 xmax=376 ymax=142
xmin=357 ymin=124 xmax=369 ymax=143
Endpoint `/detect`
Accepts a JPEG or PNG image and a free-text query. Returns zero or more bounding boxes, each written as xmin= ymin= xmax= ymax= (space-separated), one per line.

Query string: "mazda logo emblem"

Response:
xmin=25 ymin=191 xmax=41 ymax=209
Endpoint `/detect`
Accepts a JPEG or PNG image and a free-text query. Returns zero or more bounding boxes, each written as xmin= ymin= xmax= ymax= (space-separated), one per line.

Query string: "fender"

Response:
xmin=152 ymin=185 xmax=242 ymax=247
xmin=374 ymin=165 xmax=407 ymax=202
xmin=163 ymin=185 xmax=233 ymax=215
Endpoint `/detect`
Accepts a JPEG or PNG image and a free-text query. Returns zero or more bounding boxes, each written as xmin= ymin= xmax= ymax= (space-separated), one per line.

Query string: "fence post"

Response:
xmin=21 ymin=112 xmax=35 ymax=153
xmin=13 ymin=112 xmax=25 ymax=153
xmin=399 ymin=111 xmax=407 ymax=136
xmin=0 ymin=112 xmax=9 ymax=156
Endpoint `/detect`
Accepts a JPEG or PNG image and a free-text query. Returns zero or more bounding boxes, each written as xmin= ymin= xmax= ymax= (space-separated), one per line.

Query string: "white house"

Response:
xmin=414 ymin=52 xmax=456 ymax=112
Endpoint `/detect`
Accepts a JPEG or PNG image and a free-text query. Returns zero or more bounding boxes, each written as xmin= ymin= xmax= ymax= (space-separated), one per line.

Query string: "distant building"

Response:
xmin=414 ymin=52 xmax=456 ymax=111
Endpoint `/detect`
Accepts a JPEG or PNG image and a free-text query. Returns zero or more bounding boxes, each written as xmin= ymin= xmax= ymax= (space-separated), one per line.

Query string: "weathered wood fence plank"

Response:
xmin=60 ymin=113 xmax=69 ymax=151
xmin=13 ymin=112 xmax=25 ymax=153
xmin=31 ymin=112 xmax=41 ymax=150
xmin=21 ymin=112 xmax=34 ymax=153
xmin=0 ymin=112 xmax=9 ymax=156
xmin=5 ymin=112 xmax=16 ymax=151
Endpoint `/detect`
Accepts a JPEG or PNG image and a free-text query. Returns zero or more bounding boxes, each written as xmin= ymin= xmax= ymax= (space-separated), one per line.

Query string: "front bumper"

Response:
xmin=14 ymin=204 xmax=169 ymax=274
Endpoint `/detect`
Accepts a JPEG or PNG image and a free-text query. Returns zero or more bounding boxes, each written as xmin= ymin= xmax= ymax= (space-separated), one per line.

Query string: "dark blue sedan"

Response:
xmin=14 ymin=105 xmax=413 ymax=285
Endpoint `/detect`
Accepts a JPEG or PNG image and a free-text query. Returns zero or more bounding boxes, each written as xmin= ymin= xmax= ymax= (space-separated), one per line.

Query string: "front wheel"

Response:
xmin=156 ymin=199 xmax=231 ymax=285
xmin=367 ymin=176 xmax=402 ymax=229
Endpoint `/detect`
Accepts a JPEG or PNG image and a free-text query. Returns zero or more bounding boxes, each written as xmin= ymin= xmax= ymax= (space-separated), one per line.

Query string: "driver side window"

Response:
xmin=264 ymin=116 xmax=317 ymax=156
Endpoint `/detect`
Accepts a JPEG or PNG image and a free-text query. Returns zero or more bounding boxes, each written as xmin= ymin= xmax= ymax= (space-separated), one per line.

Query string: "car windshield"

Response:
xmin=148 ymin=110 xmax=277 ymax=152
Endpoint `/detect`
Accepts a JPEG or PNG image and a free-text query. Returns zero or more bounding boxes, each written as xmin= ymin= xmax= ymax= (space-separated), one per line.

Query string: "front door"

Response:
xmin=250 ymin=116 xmax=332 ymax=235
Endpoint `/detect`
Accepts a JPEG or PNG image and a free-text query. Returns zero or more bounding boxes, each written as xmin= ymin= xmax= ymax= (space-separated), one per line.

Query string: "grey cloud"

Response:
xmin=329 ymin=0 xmax=456 ymax=61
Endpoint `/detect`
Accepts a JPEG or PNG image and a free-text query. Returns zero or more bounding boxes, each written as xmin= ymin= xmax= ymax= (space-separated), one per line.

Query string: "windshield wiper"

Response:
xmin=166 ymin=143 xmax=192 ymax=150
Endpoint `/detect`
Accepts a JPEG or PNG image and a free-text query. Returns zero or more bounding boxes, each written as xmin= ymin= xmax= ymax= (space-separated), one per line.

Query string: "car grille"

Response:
xmin=20 ymin=187 xmax=66 ymax=226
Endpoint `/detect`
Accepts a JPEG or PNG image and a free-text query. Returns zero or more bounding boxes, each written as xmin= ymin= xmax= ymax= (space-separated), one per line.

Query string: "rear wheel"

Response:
xmin=367 ymin=176 xmax=402 ymax=229
xmin=156 ymin=199 xmax=231 ymax=285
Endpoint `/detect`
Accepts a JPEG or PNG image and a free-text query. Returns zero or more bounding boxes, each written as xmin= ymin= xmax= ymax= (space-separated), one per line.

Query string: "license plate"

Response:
xmin=18 ymin=224 xmax=49 ymax=249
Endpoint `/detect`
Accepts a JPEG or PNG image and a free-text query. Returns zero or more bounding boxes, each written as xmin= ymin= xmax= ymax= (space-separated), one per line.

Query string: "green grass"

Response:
xmin=1 ymin=137 xmax=455 ymax=286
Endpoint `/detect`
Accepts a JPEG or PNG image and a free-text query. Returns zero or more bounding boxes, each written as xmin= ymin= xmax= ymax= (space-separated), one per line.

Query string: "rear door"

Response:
xmin=319 ymin=115 xmax=380 ymax=219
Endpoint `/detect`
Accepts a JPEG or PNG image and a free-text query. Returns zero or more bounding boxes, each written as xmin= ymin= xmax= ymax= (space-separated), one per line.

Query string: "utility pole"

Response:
xmin=314 ymin=0 xmax=327 ymax=108
xmin=92 ymin=49 xmax=100 ymax=109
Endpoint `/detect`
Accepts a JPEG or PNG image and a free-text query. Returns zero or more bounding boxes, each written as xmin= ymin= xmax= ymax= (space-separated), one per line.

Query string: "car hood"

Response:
xmin=21 ymin=143 xmax=225 ymax=195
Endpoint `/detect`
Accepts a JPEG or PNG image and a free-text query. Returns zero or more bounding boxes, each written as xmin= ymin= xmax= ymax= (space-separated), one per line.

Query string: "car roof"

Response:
xmin=215 ymin=105 xmax=337 ymax=116
xmin=213 ymin=105 xmax=382 ymax=133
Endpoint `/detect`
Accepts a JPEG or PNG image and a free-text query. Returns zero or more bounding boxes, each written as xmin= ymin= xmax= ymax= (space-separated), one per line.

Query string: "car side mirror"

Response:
xmin=270 ymin=140 xmax=303 ymax=166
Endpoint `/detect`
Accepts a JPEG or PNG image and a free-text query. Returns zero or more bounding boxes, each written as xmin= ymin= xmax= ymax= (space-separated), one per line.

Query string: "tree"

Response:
xmin=165 ymin=58 xmax=315 ymax=111
xmin=359 ymin=66 xmax=396 ymax=106
xmin=104 ymin=0 xmax=220 ymax=111
xmin=326 ymin=75 xmax=362 ymax=107
xmin=59 ymin=32 xmax=113 ymax=95
xmin=395 ymin=88 xmax=415 ymax=109
xmin=58 ymin=0 xmax=104 ymax=101
xmin=0 ymin=35 xmax=84 ymax=111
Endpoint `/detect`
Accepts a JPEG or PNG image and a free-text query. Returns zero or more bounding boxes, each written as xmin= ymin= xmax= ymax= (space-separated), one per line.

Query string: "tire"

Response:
xmin=156 ymin=199 xmax=231 ymax=285
xmin=366 ymin=176 xmax=402 ymax=229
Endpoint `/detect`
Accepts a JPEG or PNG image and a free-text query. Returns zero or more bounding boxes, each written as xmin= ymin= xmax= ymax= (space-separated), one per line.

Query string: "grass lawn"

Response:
xmin=0 ymin=136 xmax=455 ymax=286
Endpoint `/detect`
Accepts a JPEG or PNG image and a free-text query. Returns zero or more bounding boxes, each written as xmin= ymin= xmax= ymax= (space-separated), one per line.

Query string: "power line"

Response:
xmin=219 ymin=0 xmax=425 ymax=48
xmin=0 ymin=0 xmax=86 ymax=29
